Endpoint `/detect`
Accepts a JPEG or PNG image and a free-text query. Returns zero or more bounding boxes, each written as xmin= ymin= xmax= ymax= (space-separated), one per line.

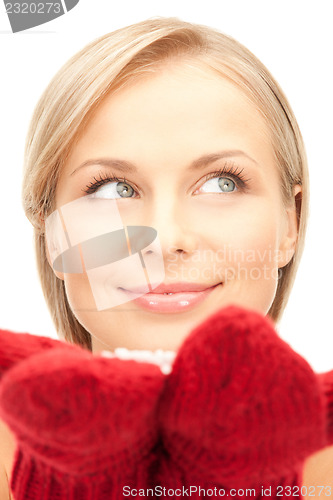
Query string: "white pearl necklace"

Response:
xmin=100 ymin=347 xmax=176 ymax=375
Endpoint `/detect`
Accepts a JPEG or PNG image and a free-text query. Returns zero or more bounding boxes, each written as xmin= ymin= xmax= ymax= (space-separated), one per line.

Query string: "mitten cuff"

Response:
xmin=157 ymin=455 xmax=303 ymax=498
xmin=10 ymin=448 xmax=155 ymax=500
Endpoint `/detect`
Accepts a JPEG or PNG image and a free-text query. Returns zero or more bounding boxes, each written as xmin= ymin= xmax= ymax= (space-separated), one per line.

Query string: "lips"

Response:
xmin=119 ymin=282 xmax=221 ymax=313
xmin=125 ymin=282 xmax=219 ymax=294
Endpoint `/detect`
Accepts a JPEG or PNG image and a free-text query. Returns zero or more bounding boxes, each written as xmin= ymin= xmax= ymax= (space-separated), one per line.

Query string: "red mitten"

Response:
xmin=157 ymin=306 xmax=332 ymax=497
xmin=1 ymin=307 xmax=333 ymax=500
xmin=318 ymin=370 xmax=333 ymax=444
xmin=0 ymin=337 xmax=164 ymax=499
xmin=0 ymin=329 xmax=66 ymax=375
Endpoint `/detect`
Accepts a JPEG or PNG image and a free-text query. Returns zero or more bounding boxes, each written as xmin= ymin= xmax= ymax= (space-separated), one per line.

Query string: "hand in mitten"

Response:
xmin=0 ymin=332 xmax=164 ymax=500
xmin=157 ymin=306 xmax=333 ymax=497
xmin=1 ymin=307 xmax=333 ymax=500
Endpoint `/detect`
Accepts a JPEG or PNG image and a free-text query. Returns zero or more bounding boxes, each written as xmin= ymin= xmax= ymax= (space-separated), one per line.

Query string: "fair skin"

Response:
xmin=0 ymin=419 xmax=14 ymax=499
xmin=1 ymin=61 xmax=331 ymax=495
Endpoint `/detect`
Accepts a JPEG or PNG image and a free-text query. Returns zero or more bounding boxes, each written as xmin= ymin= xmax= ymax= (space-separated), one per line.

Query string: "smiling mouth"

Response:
xmin=121 ymin=282 xmax=222 ymax=294
xmin=118 ymin=282 xmax=222 ymax=313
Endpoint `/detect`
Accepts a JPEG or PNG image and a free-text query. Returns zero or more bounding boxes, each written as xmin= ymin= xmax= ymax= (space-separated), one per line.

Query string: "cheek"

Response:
xmin=229 ymin=221 xmax=279 ymax=271
xmin=63 ymin=274 xmax=96 ymax=314
xmin=200 ymin=198 xmax=280 ymax=261
xmin=63 ymin=273 xmax=115 ymax=344
xmin=197 ymin=199 xmax=282 ymax=313
xmin=218 ymin=229 xmax=280 ymax=284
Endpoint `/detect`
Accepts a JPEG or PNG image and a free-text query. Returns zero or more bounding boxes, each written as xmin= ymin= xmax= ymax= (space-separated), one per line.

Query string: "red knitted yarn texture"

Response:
xmin=0 ymin=306 xmax=332 ymax=499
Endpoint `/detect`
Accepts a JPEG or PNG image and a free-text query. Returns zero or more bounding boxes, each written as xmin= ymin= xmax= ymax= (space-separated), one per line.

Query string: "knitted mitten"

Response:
xmin=0 ymin=329 xmax=65 ymax=375
xmin=0 ymin=332 xmax=164 ymax=499
xmin=157 ymin=306 xmax=333 ymax=498
xmin=1 ymin=307 xmax=333 ymax=500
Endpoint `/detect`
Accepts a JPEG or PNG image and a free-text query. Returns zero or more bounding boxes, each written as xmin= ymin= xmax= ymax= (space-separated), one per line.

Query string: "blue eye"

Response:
xmin=218 ymin=177 xmax=236 ymax=192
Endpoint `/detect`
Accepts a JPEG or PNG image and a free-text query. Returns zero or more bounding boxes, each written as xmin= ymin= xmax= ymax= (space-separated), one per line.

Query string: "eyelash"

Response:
xmin=83 ymin=163 xmax=250 ymax=196
xmin=203 ymin=164 xmax=250 ymax=191
xmin=84 ymin=173 xmax=131 ymax=195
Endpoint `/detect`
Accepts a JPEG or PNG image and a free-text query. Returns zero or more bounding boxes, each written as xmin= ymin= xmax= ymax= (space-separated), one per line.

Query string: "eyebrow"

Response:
xmin=70 ymin=150 xmax=259 ymax=176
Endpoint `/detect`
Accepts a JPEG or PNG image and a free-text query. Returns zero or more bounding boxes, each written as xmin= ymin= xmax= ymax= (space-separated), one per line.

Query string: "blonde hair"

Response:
xmin=22 ymin=17 xmax=309 ymax=349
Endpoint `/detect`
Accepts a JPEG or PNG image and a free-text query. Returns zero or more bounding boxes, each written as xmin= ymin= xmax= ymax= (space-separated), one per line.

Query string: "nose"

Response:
xmin=142 ymin=196 xmax=199 ymax=261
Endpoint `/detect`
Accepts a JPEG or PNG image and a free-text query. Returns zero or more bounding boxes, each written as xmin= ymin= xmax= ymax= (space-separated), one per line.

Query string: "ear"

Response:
xmin=45 ymin=243 xmax=65 ymax=281
xmin=277 ymin=185 xmax=302 ymax=269
xmin=40 ymin=212 xmax=65 ymax=282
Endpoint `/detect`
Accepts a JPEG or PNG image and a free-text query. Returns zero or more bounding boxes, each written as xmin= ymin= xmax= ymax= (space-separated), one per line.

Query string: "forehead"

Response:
xmin=64 ymin=61 xmax=274 ymax=174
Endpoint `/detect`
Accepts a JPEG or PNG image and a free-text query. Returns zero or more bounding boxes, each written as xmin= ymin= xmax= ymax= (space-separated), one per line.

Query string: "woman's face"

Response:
xmin=54 ymin=61 xmax=299 ymax=353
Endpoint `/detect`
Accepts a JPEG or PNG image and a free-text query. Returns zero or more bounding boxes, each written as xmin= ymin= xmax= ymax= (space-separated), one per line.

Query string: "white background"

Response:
xmin=0 ymin=0 xmax=332 ymax=371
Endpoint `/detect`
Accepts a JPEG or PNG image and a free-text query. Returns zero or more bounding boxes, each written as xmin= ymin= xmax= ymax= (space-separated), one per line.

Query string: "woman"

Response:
xmin=0 ymin=17 xmax=331 ymax=499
